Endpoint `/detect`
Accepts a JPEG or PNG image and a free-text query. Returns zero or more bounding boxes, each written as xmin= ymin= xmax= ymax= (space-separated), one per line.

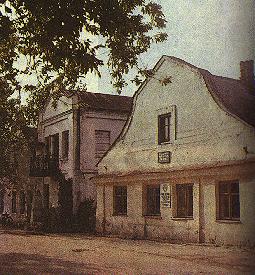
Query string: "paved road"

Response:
xmin=0 ymin=230 xmax=254 ymax=274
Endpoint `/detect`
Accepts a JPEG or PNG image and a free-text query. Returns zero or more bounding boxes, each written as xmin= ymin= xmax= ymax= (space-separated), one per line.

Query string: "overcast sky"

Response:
xmin=17 ymin=0 xmax=254 ymax=98
xmin=89 ymin=0 xmax=255 ymax=96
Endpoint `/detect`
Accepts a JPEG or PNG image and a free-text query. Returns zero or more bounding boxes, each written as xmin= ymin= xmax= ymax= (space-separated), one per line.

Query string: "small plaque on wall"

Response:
xmin=158 ymin=151 xmax=171 ymax=164
xmin=160 ymin=184 xmax=171 ymax=208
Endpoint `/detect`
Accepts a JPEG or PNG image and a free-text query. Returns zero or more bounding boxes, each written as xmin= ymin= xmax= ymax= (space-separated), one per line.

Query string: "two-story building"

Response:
xmin=95 ymin=56 xmax=255 ymax=246
xmin=30 ymin=91 xmax=132 ymax=229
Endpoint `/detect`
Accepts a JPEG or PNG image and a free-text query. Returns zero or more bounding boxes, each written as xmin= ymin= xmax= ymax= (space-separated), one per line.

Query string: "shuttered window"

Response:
xmin=95 ymin=130 xmax=110 ymax=159
xmin=176 ymin=184 xmax=193 ymax=218
xmin=146 ymin=185 xmax=160 ymax=216
xmin=113 ymin=186 xmax=127 ymax=215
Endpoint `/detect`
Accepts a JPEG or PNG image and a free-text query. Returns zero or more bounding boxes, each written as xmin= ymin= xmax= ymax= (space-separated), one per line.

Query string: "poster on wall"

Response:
xmin=160 ymin=184 xmax=171 ymax=208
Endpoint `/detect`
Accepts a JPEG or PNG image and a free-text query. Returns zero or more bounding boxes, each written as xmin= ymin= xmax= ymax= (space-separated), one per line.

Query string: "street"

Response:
xmin=0 ymin=230 xmax=254 ymax=274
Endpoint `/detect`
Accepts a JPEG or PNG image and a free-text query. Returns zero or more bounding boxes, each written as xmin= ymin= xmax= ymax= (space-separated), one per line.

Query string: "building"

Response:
xmin=30 ymin=91 xmax=132 ymax=229
xmin=95 ymin=56 xmax=255 ymax=246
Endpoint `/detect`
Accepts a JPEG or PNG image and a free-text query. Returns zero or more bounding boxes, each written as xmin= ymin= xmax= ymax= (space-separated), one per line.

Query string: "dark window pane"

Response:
xmin=51 ymin=134 xmax=59 ymax=159
xmin=147 ymin=185 xmax=160 ymax=215
xmin=176 ymin=184 xmax=193 ymax=218
xmin=231 ymin=194 xmax=240 ymax=219
xmin=187 ymin=186 xmax=193 ymax=217
xmin=219 ymin=183 xmax=228 ymax=193
xmin=220 ymin=194 xmax=229 ymax=219
xmin=158 ymin=113 xmax=171 ymax=144
xmin=114 ymin=186 xmax=127 ymax=215
xmin=231 ymin=182 xmax=239 ymax=193
xmin=62 ymin=130 xmax=69 ymax=159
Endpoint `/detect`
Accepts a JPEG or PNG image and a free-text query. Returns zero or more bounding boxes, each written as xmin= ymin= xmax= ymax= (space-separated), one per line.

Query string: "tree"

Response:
xmin=0 ymin=1 xmax=167 ymax=118
xmin=0 ymin=0 xmax=167 ymax=176
xmin=0 ymin=78 xmax=35 ymax=178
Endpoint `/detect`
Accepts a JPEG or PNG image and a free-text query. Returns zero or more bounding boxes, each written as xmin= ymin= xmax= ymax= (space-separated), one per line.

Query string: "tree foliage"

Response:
xmin=0 ymin=0 xmax=167 ymax=176
xmin=1 ymin=0 xmax=167 ymax=94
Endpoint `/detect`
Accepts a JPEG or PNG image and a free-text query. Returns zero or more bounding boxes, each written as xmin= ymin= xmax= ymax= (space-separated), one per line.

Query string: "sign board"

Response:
xmin=158 ymin=151 xmax=171 ymax=164
xmin=160 ymin=184 xmax=171 ymax=208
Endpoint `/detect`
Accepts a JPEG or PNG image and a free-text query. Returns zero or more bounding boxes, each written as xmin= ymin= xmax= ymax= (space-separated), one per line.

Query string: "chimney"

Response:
xmin=240 ymin=60 xmax=255 ymax=94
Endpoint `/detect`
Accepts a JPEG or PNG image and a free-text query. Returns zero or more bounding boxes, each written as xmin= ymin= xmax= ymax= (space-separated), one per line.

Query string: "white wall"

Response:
xmin=99 ymin=57 xmax=255 ymax=175
xmin=38 ymin=96 xmax=74 ymax=178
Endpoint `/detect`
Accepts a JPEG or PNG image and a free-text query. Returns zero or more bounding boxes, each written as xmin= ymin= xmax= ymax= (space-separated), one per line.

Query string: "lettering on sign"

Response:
xmin=160 ymin=184 xmax=171 ymax=208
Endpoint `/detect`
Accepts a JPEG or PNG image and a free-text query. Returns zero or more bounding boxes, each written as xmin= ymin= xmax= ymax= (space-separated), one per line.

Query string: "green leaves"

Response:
xmin=0 ymin=1 xmax=168 ymax=167
xmin=1 ymin=0 xmax=167 ymax=95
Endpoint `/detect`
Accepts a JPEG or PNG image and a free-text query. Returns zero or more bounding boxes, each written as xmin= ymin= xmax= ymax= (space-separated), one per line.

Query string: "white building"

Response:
xmin=95 ymin=56 xmax=255 ymax=246
xmin=30 ymin=91 xmax=132 ymax=229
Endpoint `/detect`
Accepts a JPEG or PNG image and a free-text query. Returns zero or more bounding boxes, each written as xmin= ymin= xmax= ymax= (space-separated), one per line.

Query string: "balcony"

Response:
xmin=30 ymin=155 xmax=59 ymax=177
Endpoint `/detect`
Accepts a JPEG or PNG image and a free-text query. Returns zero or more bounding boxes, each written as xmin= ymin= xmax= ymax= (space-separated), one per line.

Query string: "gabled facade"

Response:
xmin=95 ymin=56 xmax=255 ymax=246
xmin=30 ymin=92 xmax=132 ymax=228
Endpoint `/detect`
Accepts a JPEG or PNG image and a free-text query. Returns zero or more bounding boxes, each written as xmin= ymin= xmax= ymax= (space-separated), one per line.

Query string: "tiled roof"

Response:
xmin=78 ymin=91 xmax=132 ymax=113
xmin=199 ymin=69 xmax=255 ymax=128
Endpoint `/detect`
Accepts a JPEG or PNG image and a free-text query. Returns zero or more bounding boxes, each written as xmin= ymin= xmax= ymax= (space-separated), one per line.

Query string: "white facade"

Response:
xmin=96 ymin=56 xmax=255 ymax=246
xmin=99 ymin=57 xmax=255 ymax=174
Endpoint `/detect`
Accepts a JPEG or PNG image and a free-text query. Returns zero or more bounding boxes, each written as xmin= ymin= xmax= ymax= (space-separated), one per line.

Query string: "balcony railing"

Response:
xmin=30 ymin=155 xmax=59 ymax=177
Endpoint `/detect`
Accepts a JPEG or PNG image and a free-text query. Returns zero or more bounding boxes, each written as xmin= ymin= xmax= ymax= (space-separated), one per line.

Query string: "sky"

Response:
xmin=17 ymin=0 xmax=255 ymax=98
xmin=87 ymin=0 xmax=255 ymax=96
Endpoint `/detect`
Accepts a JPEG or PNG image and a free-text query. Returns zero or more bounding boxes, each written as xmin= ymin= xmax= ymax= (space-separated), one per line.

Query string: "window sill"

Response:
xmin=172 ymin=217 xmax=194 ymax=221
xmin=216 ymin=219 xmax=241 ymax=224
xmin=158 ymin=141 xmax=173 ymax=146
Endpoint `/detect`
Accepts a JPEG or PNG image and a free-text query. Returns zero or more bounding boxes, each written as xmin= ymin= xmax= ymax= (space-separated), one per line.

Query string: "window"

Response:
xmin=145 ymin=185 xmax=160 ymax=216
xmin=95 ymin=130 xmax=110 ymax=159
xmin=12 ymin=191 xmax=17 ymax=213
xmin=176 ymin=184 xmax=193 ymax=218
xmin=218 ymin=181 xmax=240 ymax=220
xmin=45 ymin=134 xmax=59 ymax=159
xmin=51 ymin=134 xmax=59 ymax=159
xmin=62 ymin=130 xmax=69 ymax=159
xmin=158 ymin=113 xmax=171 ymax=144
xmin=19 ymin=191 xmax=26 ymax=214
xmin=113 ymin=186 xmax=127 ymax=215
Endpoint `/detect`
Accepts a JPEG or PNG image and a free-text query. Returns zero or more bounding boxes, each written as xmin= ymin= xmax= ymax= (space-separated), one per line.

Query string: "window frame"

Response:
xmin=175 ymin=183 xmax=193 ymax=218
xmin=144 ymin=184 xmax=161 ymax=216
xmin=61 ymin=130 xmax=69 ymax=160
xmin=158 ymin=113 xmax=171 ymax=144
xmin=217 ymin=180 xmax=240 ymax=221
xmin=113 ymin=185 xmax=127 ymax=216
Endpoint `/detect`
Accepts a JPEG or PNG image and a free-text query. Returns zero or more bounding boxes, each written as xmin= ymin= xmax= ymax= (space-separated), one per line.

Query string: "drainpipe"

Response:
xmin=102 ymin=183 xmax=106 ymax=234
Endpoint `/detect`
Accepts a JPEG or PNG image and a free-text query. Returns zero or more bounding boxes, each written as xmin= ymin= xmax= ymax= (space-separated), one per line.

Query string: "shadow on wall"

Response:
xmin=0 ymin=252 xmax=112 ymax=274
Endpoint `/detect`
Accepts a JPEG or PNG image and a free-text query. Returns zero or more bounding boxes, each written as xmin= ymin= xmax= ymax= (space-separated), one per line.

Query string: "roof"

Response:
xmin=199 ymin=69 xmax=255 ymax=128
xmin=160 ymin=56 xmax=255 ymax=128
xmin=78 ymin=91 xmax=133 ymax=113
